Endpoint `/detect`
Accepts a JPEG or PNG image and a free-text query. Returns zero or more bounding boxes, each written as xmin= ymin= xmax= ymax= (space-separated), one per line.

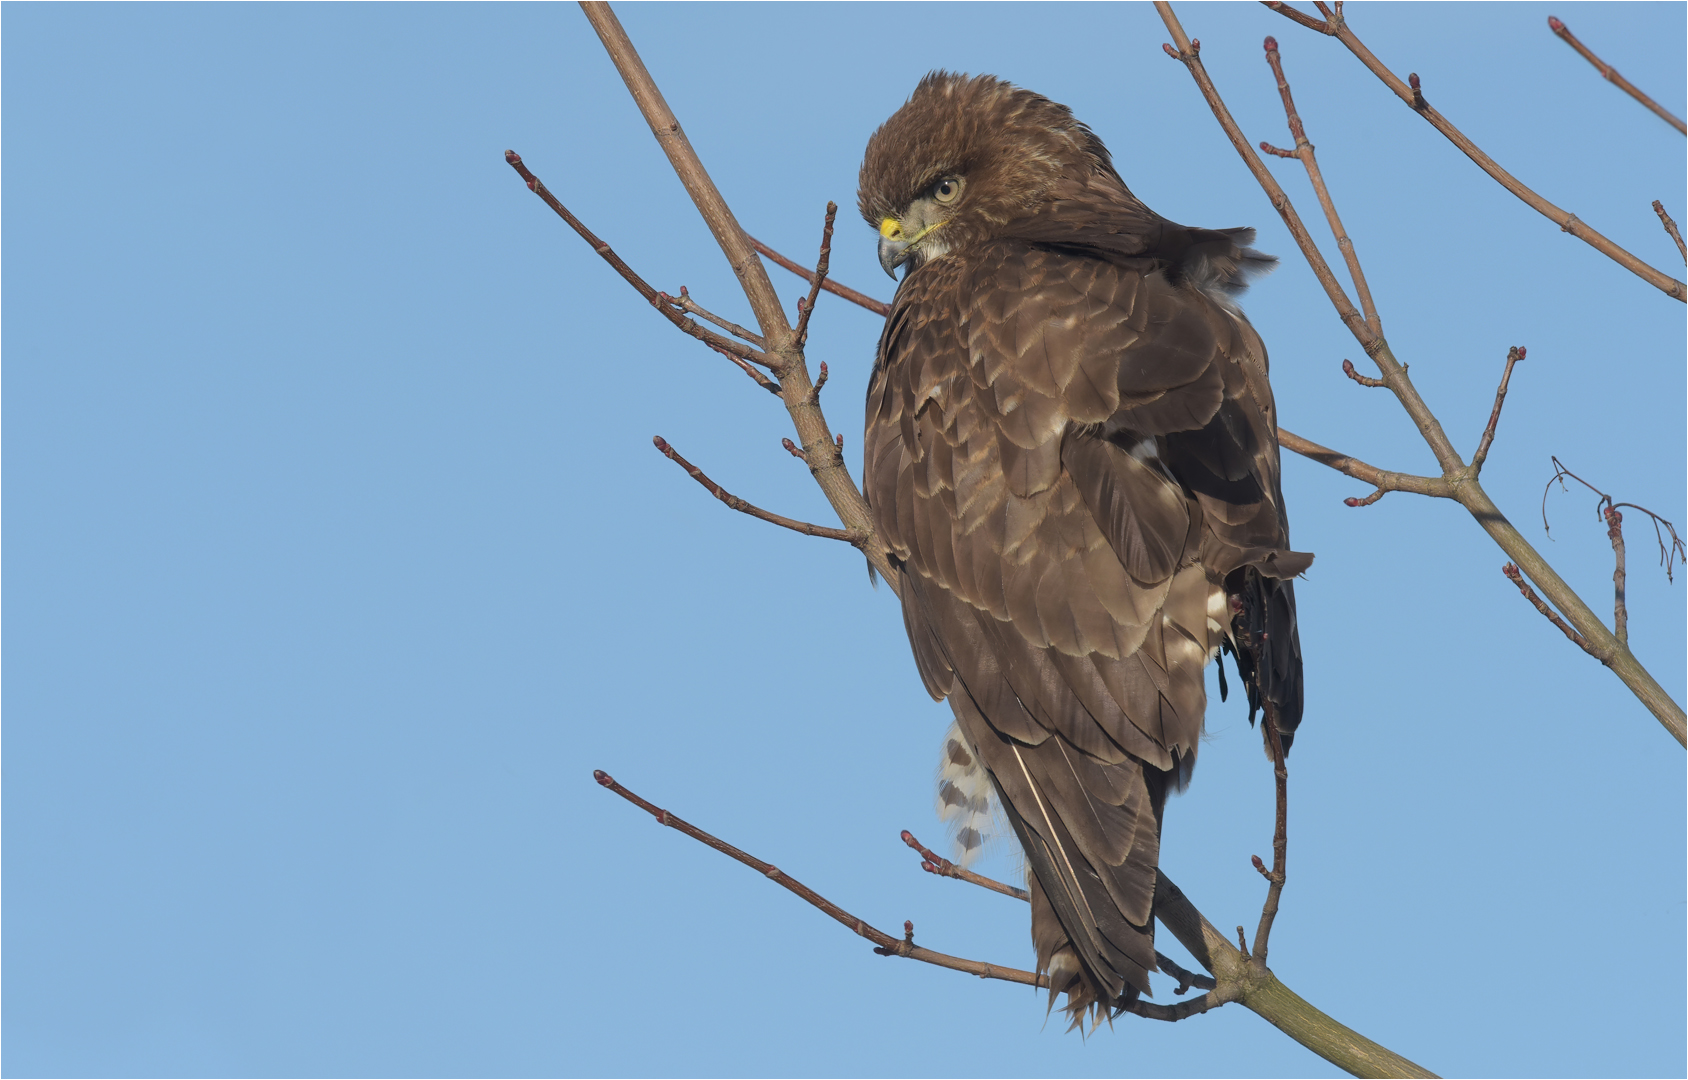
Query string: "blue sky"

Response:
xmin=5 ymin=3 xmax=1683 ymax=1077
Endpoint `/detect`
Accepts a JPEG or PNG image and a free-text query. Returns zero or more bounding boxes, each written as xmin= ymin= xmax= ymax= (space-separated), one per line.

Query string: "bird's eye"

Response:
xmin=933 ymin=177 xmax=962 ymax=204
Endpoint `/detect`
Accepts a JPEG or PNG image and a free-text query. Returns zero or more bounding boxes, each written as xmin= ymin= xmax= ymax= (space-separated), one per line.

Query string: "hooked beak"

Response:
xmin=877 ymin=216 xmax=911 ymax=279
xmin=878 ymin=233 xmax=911 ymax=279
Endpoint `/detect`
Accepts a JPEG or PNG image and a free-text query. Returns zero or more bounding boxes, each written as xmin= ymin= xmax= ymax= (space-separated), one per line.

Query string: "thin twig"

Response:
xmin=1251 ymin=708 xmax=1289 ymax=966
xmin=1548 ymin=16 xmax=1686 ymax=135
xmin=1470 ymin=346 xmax=1525 ymax=475
xmin=899 ymin=830 xmax=1030 ymax=900
xmin=1262 ymin=35 xmax=1381 ymax=337
xmin=710 ymin=345 xmax=782 ymax=396
xmin=751 ymin=237 xmax=891 ymax=317
xmin=666 ymin=287 xmax=765 ymax=348
xmin=576 ymin=1 xmax=892 ymax=585
xmin=1263 ymin=2 xmax=1686 ymax=302
xmin=1260 ymin=0 xmax=1336 ymax=34
xmin=1276 ymin=427 xmax=1452 ymax=506
xmin=1341 ymin=359 xmax=1386 ymax=388
xmin=1164 ymin=1 xmax=1684 ymax=741
xmin=1654 ymin=201 xmax=1687 ymax=263
xmin=792 ymin=204 xmax=837 ymax=347
xmin=504 ymin=151 xmax=776 ymax=370
xmin=578 ymin=5 xmax=791 ymax=339
xmin=652 ymin=436 xmax=860 ymax=544
xmin=1607 ymin=508 xmax=1628 ymax=646
xmin=808 ymin=361 xmax=829 ymax=405
xmin=1541 ymin=458 xmax=1684 ymax=583
xmin=1155 ymin=9 xmax=1381 ymax=356
xmin=1502 ymin=563 xmax=1593 ymax=654
xmin=591 ymin=769 xmax=1048 ymax=987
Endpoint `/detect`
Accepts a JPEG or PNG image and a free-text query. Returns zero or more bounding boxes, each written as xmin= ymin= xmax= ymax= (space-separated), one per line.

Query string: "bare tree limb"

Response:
xmin=1251 ymin=709 xmax=1289 ymax=966
xmin=1607 ymin=508 xmax=1628 ymax=646
xmin=666 ymin=287 xmax=765 ymax=348
xmin=578 ymin=8 xmax=790 ymax=340
xmin=1341 ymin=359 xmax=1387 ymax=388
xmin=792 ymin=204 xmax=836 ymax=348
xmin=899 ymin=829 xmax=1029 ymax=901
xmin=1157 ymin=1 xmax=1686 ymax=744
xmin=576 ymin=1 xmax=893 ymax=585
xmin=1469 ymin=346 xmax=1525 ymax=476
xmin=1548 ymin=15 xmax=1686 ymax=135
xmin=1654 ymin=201 xmax=1687 ymax=263
xmin=1261 ymin=35 xmax=1380 ymax=337
xmin=594 ymin=768 xmax=1434 ymax=1074
xmin=1542 ymin=457 xmax=1685 ymax=584
xmin=504 ymin=151 xmax=774 ymax=369
xmin=750 ymin=237 xmax=891 ymax=317
xmin=1275 ymin=428 xmax=1451 ymax=505
xmin=591 ymin=769 xmax=1047 ymax=989
xmin=1261 ymin=1 xmax=1686 ymax=302
xmin=1502 ymin=562 xmax=1591 ymax=652
xmin=651 ymin=436 xmax=862 ymax=544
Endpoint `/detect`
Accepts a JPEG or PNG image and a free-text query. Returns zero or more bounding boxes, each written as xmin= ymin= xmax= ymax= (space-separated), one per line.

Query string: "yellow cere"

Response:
xmin=879 ymin=217 xmax=903 ymax=240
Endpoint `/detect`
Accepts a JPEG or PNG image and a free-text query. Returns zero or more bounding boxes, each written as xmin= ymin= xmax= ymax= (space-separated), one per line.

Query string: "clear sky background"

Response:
xmin=5 ymin=3 xmax=1684 ymax=1077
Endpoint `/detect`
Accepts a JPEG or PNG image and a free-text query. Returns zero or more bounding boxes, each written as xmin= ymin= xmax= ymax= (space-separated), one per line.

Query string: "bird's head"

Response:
xmin=857 ymin=72 xmax=1121 ymax=279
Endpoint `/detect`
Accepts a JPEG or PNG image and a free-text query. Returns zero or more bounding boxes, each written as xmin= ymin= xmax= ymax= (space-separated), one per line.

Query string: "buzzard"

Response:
xmin=858 ymin=73 xmax=1310 ymax=1025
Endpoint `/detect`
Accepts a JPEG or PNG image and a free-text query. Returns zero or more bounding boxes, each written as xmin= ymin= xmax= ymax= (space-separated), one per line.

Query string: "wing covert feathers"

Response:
xmin=871 ymin=237 xmax=1306 ymax=1024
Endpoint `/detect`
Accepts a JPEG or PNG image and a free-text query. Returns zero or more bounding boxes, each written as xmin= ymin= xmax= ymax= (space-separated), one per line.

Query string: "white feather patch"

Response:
xmin=934 ymin=720 xmax=1011 ymax=867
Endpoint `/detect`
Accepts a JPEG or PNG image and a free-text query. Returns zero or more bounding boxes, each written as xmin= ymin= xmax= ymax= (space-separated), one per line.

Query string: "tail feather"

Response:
xmin=950 ymin=691 xmax=1167 ymax=1025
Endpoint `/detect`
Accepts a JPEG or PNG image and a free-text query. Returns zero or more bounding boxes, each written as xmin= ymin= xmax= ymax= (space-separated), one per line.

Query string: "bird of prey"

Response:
xmin=858 ymin=72 xmax=1310 ymax=1026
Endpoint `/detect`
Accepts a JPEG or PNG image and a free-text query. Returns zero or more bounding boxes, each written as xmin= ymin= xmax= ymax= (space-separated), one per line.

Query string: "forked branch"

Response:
xmin=750 ymin=238 xmax=892 ymax=316
xmin=1157 ymin=1 xmax=1685 ymax=744
xmin=1260 ymin=34 xmax=1380 ymax=337
xmin=576 ymin=1 xmax=892 ymax=585
xmin=1262 ymin=2 xmax=1686 ymax=302
xmin=651 ymin=436 xmax=863 ymax=544
xmin=591 ymin=770 xmax=1046 ymax=989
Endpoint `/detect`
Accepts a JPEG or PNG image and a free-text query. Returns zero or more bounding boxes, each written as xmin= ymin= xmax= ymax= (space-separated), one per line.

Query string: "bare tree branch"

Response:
xmin=750 ymin=237 xmax=891 ymax=317
xmin=1502 ymin=562 xmax=1591 ymax=652
xmin=1261 ymin=34 xmax=1380 ymax=337
xmin=1275 ymin=428 xmax=1451 ymax=505
xmin=1548 ymin=15 xmax=1687 ymax=135
xmin=791 ymin=204 xmax=837 ymax=348
xmin=1541 ymin=457 xmax=1685 ymax=584
xmin=1341 ymin=359 xmax=1387 ymax=388
xmin=899 ymin=829 xmax=1030 ymax=901
xmin=665 ymin=287 xmax=765 ymax=348
xmin=1469 ymin=346 xmax=1525 ymax=476
xmin=591 ymin=769 xmax=1048 ymax=989
xmin=1261 ymin=1 xmax=1686 ymax=302
xmin=576 ymin=1 xmax=892 ymax=585
xmin=1251 ymin=709 xmax=1289 ymax=966
xmin=593 ymin=767 xmax=1435 ymax=1073
xmin=1607 ymin=508 xmax=1629 ymax=646
xmin=1156 ymin=1 xmax=1686 ymax=744
xmin=504 ymin=151 xmax=774 ymax=369
xmin=1654 ymin=201 xmax=1687 ymax=263
xmin=651 ymin=436 xmax=862 ymax=544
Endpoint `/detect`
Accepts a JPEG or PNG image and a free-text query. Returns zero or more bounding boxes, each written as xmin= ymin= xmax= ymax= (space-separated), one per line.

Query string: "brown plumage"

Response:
xmin=858 ymin=73 xmax=1310 ymax=1026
